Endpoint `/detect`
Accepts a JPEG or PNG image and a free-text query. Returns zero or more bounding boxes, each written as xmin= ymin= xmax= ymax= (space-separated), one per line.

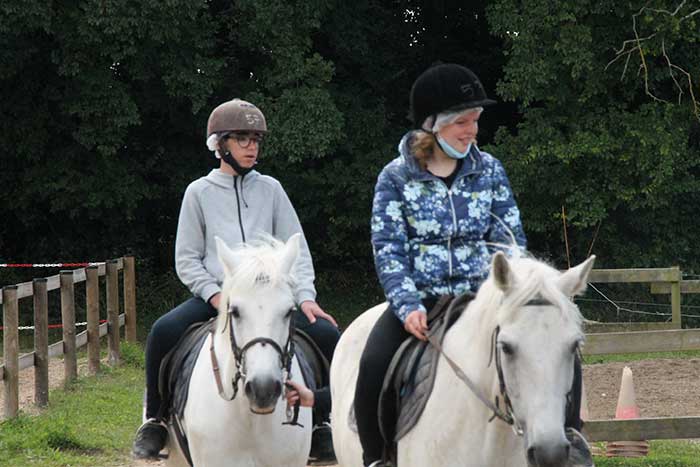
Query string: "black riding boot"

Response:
xmin=308 ymin=421 xmax=336 ymax=465
xmin=132 ymin=418 xmax=168 ymax=459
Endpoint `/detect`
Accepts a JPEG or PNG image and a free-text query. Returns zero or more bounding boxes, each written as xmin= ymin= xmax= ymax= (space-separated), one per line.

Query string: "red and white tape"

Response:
xmin=0 ymin=262 xmax=104 ymax=268
xmin=0 ymin=319 xmax=108 ymax=331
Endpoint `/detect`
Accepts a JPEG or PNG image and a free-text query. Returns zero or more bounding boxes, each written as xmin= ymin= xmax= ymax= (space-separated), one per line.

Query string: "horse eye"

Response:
xmin=571 ymin=341 xmax=581 ymax=354
xmin=230 ymin=306 xmax=240 ymax=319
xmin=500 ymin=342 xmax=514 ymax=356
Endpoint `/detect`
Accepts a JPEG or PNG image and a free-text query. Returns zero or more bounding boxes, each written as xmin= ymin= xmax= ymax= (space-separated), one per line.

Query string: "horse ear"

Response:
xmin=215 ymin=236 xmax=237 ymax=278
xmin=558 ymin=255 xmax=596 ymax=297
xmin=280 ymin=233 xmax=301 ymax=275
xmin=492 ymin=251 xmax=514 ymax=292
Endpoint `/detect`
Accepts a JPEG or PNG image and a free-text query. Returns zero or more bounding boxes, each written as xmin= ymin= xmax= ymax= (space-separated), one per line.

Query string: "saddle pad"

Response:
xmin=294 ymin=328 xmax=330 ymax=391
xmin=158 ymin=318 xmax=215 ymax=420
xmin=378 ymin=293 xmax=473 ymax=450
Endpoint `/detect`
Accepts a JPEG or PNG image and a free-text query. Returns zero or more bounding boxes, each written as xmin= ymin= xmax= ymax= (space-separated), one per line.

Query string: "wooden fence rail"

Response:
xmin=0 ymin=256 xmax=136 ymax=419
xmin=583 ymin=329 xmax=700 ymax=355
xmin=587 ymin=267 xmax=682 ymax=330
xmin=585 ymin=416 xmax=700 ymax=442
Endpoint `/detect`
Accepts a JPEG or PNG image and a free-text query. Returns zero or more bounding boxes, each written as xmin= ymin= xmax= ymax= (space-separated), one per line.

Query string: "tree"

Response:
xmin=485 ymin=0 xmax=700 ymax=269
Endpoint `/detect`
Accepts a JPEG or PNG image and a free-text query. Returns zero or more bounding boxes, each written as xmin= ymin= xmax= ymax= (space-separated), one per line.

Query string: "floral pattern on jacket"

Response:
xmin=371 ymin=131 xmax=526 ymax=322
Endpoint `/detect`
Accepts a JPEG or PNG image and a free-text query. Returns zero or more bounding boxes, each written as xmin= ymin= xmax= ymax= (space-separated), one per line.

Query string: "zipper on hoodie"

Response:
xmin=233 ymin=176 xmax=246 ymax=242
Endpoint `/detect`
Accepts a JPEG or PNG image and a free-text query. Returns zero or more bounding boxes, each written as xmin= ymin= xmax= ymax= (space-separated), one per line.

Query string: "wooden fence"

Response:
xmin=582 ymin=328 xmax=700 ymax=441
xmin=585 ymin=267 xmax=682 ymax=332
xmin=580 ymin=267 xmax=700 ymax=441
xmin=0 ymin=256 xmax=136 ymax=418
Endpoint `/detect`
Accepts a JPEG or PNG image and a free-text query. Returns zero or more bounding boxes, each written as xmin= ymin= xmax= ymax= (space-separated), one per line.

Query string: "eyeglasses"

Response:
xmin=226 ymin=132 xmax=264 ymax=148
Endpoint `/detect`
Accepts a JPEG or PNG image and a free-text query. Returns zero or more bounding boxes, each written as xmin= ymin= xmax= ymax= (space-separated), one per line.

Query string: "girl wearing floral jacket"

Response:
xmin=355 ymin=64 xmax=591 ymax=467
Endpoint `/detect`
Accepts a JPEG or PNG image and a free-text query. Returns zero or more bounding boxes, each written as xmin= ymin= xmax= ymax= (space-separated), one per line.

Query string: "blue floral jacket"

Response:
xmin=371 ymin=131 xmax=527 ymax=322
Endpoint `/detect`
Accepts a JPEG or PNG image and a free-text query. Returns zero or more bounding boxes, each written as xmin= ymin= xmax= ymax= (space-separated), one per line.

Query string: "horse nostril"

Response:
xmin=244 ymin=381 xmax=254 ymax=398
xmin=527 ymin=446 xmax=536 ymax=465
xmin=273 ymin=380 xmax=282 ymax=398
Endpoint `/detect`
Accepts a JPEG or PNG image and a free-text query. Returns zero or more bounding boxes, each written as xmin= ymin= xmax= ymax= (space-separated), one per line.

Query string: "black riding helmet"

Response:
xmin=409 ymin=63 xmax=496 ymax=129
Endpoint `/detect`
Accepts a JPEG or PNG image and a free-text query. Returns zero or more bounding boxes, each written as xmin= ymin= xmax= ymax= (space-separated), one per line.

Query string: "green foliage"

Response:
xmin=485 ymin=0 xmax=700 ymax=269
xmin=2 ymin=1 xmax=700 ymax=316
xmin=119 ymin=341 xmax=146 ymax=369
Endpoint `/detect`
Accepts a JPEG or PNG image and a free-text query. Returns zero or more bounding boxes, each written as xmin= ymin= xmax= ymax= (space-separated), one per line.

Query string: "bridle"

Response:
xmin=428 ymin=296 xmax=575 ymax=437
xmin=209 ymin=305 xmax=295 ymax=402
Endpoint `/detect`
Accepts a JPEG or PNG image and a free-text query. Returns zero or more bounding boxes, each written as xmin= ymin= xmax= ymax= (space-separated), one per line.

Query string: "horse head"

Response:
xmin=488 ymin=252 xmax=595 ymax=467
xmin=215 ymin=234 xmax=300 ymax=414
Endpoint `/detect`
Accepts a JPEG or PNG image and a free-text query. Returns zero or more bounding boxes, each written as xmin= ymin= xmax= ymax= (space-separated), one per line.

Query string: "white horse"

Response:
xmin=331 ymin=252 xmax=595 ymax=467
xmin=165 ymin=234 xmax=312 ymax=467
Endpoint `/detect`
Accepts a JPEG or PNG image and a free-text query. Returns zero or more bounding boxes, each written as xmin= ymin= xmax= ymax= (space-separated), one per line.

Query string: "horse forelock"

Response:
xmin=479 ymin=257 xmax=582 ymax=330
xmin=221 ymin=240 xmax=296 ymax=299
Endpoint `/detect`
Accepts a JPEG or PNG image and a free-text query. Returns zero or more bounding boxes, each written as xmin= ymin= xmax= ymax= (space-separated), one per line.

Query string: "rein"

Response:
xmin=426 ymin=296 xmax=557 ymax=435
xmin=426 ymin=331 xmax=518 ymax=431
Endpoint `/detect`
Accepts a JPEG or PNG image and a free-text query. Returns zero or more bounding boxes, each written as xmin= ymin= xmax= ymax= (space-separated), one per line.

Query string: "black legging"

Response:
xmin=355 ymin=306 xmax=411 ymax=465
xmin=145 ymin=297 xmax=340 ymax=420
xmin=354 ymin=305 xmax=584 ymax=466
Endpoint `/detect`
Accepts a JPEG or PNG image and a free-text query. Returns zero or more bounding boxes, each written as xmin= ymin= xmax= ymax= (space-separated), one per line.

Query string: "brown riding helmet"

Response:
xmin=206 ymin=99 xmax=268 ymax=137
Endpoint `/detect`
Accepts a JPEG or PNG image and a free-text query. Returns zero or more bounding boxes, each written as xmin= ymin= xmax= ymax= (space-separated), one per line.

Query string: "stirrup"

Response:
xmin=308 ymin=422 xmax=336 ymax=465
xmin=132 ymin=418 xmax=168 ymax=460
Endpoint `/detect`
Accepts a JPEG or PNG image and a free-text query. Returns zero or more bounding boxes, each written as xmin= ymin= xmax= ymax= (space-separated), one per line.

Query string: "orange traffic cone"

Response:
xmin=606 ymin=367 xmax=649 ymax=458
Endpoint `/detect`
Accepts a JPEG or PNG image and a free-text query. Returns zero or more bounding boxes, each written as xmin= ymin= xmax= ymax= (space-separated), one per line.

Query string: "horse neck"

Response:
xmin=443 ymin=286 xmax=503 ymax=394
xmin=437 ymin=293 xmax=528 ymax=460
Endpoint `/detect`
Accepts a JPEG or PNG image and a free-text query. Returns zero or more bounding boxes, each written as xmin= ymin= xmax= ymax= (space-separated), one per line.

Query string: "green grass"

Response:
xmin=584 ymin=349 xmax=700 ymax=365
xmin=593 ymin=440 xmax=700 ymax=466
xmin=0 ymin=342 xmax=145 ymax=467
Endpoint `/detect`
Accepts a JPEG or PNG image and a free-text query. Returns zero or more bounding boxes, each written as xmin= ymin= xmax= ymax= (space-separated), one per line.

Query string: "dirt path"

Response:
xmin=3 ymin=357 xmax=699 ymax=466
xmin=583 ymin=357 xmax=700 ymax=420
xmin=0 ymin=356 xmax=94 ymax=420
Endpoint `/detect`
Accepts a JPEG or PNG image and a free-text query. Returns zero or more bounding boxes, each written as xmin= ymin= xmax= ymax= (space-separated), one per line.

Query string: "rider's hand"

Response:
xmin=404 ymin=310 xmax=428 ymax=341
xmin=208 ymin=293 xmax=222 ymax=310
xmin=285 ymin=379 xmax=315 ymax=407
xmin=300 ymin=300 xmax=338 ymax=327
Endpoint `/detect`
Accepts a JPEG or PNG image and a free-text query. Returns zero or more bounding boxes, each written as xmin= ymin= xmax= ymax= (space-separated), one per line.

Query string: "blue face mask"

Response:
xmin=436 ymin=135 xmax=472 ymax=160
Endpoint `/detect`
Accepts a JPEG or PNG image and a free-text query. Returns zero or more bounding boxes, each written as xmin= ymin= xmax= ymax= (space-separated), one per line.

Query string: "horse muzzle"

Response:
xmin=244 ymin=376 xmax=283 ymax=413
xmin=526 ymin=440 xmax=569 ymax=467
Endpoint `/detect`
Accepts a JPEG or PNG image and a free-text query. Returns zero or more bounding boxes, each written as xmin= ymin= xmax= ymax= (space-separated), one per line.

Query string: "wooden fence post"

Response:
xmin=2 ymin=286 xmax=19 ymax=418
xmin=671 ymin=266 xmax=682 ymax=329
xmin=106 ymin=260 xmax=120 ymax=365
xmin=123 ymin=256 xmax=137 ymax=342
xmin=61 ymin=271 xmax=77 ymax=386
xmin=33 ymin=278 xmax=49 ymax=407
xmin=86 ymin=266 xmax=100 ymax=374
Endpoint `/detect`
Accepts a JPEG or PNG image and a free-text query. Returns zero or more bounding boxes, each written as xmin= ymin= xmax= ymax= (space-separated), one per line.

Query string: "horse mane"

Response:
xmin=471 ymin=253 xmax=583 ymax=329
xmin=222 ymin=236 xmax=297 ymax=297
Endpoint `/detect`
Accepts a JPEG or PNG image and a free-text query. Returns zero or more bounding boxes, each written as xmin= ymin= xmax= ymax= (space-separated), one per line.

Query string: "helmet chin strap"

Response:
xmin=221 ymin=150 xmax=254 ymax=176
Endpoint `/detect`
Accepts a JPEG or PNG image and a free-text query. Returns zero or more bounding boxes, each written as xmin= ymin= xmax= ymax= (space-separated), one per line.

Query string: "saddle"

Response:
xmin=157 ymin=319 xmax=329 ymax=466
xmin=377 ymin=294 xmax=474 ymax=463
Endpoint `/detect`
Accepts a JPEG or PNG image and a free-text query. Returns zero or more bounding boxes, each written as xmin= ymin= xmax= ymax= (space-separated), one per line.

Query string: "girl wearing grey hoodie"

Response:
xmin=132 ymin=99 xmax=339 ymax=463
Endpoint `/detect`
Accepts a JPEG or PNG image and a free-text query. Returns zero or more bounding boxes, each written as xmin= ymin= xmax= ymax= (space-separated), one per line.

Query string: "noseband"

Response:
xmin=209 ymin=305 xmax=295 ymax=401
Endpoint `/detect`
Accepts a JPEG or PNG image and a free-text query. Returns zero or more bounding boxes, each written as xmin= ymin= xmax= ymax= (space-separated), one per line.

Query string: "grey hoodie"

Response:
xmin=175 ymin=168 xmax=317 ymax=304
